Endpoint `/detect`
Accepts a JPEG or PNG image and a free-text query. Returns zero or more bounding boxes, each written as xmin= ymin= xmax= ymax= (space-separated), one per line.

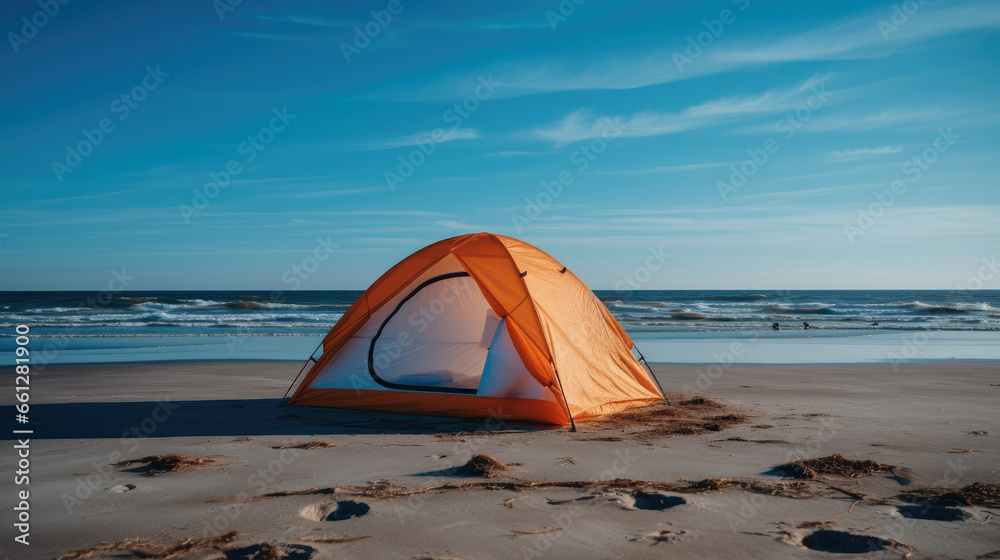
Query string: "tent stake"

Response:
xmin=634 ymin=344 xmax=669 ymax=405
xmin=279 ymin=341 xmax=323 ymax=407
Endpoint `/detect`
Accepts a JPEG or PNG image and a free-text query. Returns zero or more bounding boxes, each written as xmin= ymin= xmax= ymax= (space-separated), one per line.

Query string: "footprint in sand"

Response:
xmin=613 ymin=491 xmax=686 ymax=511
xmin=631 ymin=529 xmax=694 ymax=544
xmin=800 ymin=530 xmax=888 ymax=553
xmin=545 ymin=495 xmax=596 ymax=505
xmin=631 ymin=491 xmax=686 ymax=511
xmin=546 ymin=490 xmax=686 ymax=511
xmin=300 ymin=500 xmax=370 ymax=521
xmin=227 ymin=542 xmax=314 ymax=559
xmin=778 ymin=526 xmax=911 ymax=555
xmin=896 ymin=504 xmax=971 ymax=521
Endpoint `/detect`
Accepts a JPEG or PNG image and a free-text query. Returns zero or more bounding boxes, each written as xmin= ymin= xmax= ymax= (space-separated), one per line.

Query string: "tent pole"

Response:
xmin=634 ymin=344 xmax=669 ymax=405
xmin=551 ymin=365 xmax=577 ymax=432
xmin=279 ymin=341 xmax=323 ymax=407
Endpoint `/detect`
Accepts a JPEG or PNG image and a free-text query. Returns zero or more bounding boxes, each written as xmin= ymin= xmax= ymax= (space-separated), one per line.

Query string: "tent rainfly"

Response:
xmin=284 ymin=233 xmax=666 ymax=427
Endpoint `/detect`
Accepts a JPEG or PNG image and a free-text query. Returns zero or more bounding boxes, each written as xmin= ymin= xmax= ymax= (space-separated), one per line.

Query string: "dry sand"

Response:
xmin=1 ymin=361 xmax=998 ymax=559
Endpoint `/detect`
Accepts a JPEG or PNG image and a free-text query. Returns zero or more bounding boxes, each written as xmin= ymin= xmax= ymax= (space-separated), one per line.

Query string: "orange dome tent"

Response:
xmin=283 ymin=233 xmax=666 ymax=427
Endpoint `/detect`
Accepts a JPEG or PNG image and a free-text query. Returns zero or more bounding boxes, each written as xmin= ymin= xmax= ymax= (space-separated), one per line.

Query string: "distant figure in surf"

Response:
xmin=803 ymin=322 xmax=810 ymax=329
xmin=871 ymin=321 xmax=879 ymax=326
xmin=772 ymin=322 xmax=780 ymax=331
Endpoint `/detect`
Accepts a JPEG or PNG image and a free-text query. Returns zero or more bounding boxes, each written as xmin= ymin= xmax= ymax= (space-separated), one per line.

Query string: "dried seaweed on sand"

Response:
xmin=678 ymin=397 xmax=722 ymax=407
xmin=272 ymin=441 xmax=337 ymax=449
xmin=773 ymin=453 xmax=894 ymax=479
xmin=114 ymin=454 xmax=220 ymax=476
xmin=456 ymin=454 xmax=523 ymax=477
xmin=296 ymin=535 xmax=374 ymax=544
xmin=58 ymin=531 xmax=238 ymax=559
xmin=900 ymin=482 xmax=1000 ymax=508
xmin=578 ymin=395 xmax=749 ymax=440
xmin=511 ymin=528 xmax=562 ymax=535
xmin=252 ymin=476 xmax=814 ymax=503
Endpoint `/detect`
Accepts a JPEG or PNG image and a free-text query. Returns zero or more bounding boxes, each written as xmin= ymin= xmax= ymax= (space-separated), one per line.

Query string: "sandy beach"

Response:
xmin=1 ymin=361 xmax=997 ymax=559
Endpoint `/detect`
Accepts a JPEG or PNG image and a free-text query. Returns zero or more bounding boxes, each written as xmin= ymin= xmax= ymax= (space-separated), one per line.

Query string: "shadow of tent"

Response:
xmin=2 ymin=399 xmax=548 ymax=439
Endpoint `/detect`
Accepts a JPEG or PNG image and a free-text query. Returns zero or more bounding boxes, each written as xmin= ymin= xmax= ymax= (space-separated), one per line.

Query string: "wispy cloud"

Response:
xmin=417 ymin=172 xmax=538 ymax=184
xmin=532 ymin=76 xmax=829 ymax=145
xmin=397 ymin=1 xmax=1000 ymax=100
xmin=736 ymin=106 xmax=970 ymax=135
xmin=254 ymin=14 xmax=352 ymax=27
xmin=740 ymin=183 xmax=881 ymax=200
xmin=402 ymin=17 xmax=552 ymax=31
xmin=487 ymin=150 xmax=551 ymax=157
xmin=473 ymin=20 xmax=550 ymax=30
xmin=433 ymin=219 xmax=479 ymax=230
xmin=39 ymin=187 xmax=162 ymax=204
xmin=227 ymin=175 xmax=344 ymax=186
xmin=496 ymin=205 xmax=1000 ymax=242
xmin=829 ymin=145 xmax=904 ymax=160
xmin=255 ymin=187 xmax=385 ymax=199
xmin=370 ymin=128 xmax=480 ymax=150
xmin=719 ymin=1 xmax=1000 ymax=64
xmin=756 ymin=163 xmax=900 ymax=185
xmin=228 ymin=31 xmax=317 ymax=42
xmin=591 ymin=161 xmax=738 ymax=175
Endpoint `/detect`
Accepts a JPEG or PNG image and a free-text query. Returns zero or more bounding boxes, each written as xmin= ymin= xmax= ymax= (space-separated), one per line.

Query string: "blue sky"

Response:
xmin=1 ymin=0 xmax=998 ymax=290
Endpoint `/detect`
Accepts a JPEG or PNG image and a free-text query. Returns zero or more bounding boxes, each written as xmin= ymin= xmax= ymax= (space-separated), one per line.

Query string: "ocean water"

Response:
xmin=1 ymin=290 xmax=999 ymax=365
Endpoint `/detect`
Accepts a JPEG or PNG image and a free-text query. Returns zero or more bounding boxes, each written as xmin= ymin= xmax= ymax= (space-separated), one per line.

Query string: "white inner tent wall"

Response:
xmin=371 ymin=273 xmax=497 ymax=390
xmin=307 ymin=254 xmax=558 ymax=405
